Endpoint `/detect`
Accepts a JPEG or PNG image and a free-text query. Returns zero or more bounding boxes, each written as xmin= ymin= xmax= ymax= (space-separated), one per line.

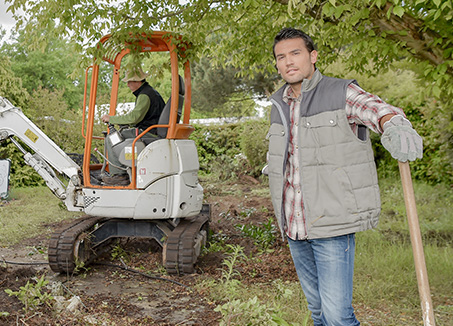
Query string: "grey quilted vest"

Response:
xmin=268 ymin=73 xmax=381 ymax=240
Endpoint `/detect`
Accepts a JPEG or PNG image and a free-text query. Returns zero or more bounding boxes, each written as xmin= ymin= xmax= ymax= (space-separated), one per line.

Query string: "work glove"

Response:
xmin=381 ymin=115 xmax=423 ymax=162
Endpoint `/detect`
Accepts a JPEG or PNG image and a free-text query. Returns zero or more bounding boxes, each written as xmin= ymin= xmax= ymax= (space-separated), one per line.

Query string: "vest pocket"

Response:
xmin=303 ymin=165 xmax=359 ymax=227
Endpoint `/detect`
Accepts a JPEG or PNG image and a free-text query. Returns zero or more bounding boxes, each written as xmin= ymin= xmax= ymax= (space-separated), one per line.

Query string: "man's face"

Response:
xmin=274 ymin=38 xmax=318 ymax=91
xmin=127 ymin=80 xmax=142 ymax=92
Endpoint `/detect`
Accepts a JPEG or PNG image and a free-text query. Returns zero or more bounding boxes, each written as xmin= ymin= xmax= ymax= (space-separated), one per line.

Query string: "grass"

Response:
xmin=1 ymin=177 xmax=452 ymax=325
xmin=351 ymin=178 xmax=453 ymax=325
xmin=0 ymin=186 xmax=83 ymax=246
xmin=200 ymin=176 xmax=453 ymax=325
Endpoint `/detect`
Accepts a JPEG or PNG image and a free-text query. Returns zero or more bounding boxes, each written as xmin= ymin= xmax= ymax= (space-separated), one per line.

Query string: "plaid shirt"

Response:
xmin=283 ymin=82 xmax=405 ymax=240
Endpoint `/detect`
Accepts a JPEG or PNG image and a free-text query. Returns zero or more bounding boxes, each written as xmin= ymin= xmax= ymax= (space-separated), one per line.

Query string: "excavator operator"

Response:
xmin=101 ymin=67 xmax=165 ymax=185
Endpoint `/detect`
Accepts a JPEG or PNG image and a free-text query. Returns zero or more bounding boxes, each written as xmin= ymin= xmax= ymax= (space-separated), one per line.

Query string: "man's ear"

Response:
xmin=310 ymin=50 xmax=318 ymax=64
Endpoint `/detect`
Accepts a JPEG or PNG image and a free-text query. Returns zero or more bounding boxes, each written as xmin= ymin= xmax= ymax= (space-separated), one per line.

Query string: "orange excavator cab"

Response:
xmin=47 ymin=32 xmax=209 ymax=275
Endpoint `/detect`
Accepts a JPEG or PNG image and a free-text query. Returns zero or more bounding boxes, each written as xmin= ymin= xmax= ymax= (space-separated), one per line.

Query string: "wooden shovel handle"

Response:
xmin=398 ymin=161 xmax=436 ymax=326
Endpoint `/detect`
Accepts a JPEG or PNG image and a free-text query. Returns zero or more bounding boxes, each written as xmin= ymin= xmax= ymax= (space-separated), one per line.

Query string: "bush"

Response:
xmin=190 ymin=119 xmax=269 ymax=180
xmin=190 ymin=123 xmax=243 ymax=178
xmin=240 ymin=119 xmax=268 ymax=177
xmin=1 ymin=88 xmax=87 ymax=187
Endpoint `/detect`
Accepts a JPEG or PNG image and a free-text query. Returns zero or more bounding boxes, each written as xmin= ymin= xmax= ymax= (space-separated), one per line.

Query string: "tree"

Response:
xmin=1 ymin=30 xmax=83 ymax=110
xmin=4 ymin=0 xmax=453 ymax=180
xmin=191 ymin=57 xmax=280 ymax=117
xmin=6 ymin=0 xmax=451 ymax=97
xmin=0 ymin=55 xmax=29 ymax=108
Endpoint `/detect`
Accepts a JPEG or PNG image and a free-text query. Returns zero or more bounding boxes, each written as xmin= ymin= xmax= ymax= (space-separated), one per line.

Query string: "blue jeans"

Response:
xmin=287 ymin=234 xmax=360 ymax=326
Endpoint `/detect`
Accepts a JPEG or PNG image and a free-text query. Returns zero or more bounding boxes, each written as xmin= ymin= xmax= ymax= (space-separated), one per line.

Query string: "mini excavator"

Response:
xmin=0 ymin=31 xmax=209 ymax=274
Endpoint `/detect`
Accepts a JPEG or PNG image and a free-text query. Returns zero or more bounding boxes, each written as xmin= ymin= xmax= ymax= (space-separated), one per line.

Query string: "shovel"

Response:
xmin=398 ymin=161 xmax=436 ymax=326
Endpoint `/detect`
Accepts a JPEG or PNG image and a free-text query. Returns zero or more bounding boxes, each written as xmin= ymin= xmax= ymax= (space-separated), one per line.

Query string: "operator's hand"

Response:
xmin=381 ymin=115 xmax=423 ymax=162
xmin=101 ymin=114 xmax=110 ymax=123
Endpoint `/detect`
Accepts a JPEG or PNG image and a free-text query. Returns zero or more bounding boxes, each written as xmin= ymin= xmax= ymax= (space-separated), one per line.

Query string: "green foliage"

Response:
xmin=236 ymin=218 xmax=278 ymax=251
xmin=6 ymin=0 xmax=452 ymax=157
xmin=5 ymin=275 xmax=54 ymax=313
xmin=1 ymin=87 xmax=86 ymax=187
xmin=210 ymin=247 xmax=302 ymax=325
xmin=212 ymin=245 xmax=290 ymax=325
xmin=0 ymin=55 xmax=29 ymax=108
xmin=220 ymin=244 xmax=247 ymax=283
xmin=1 ymin=30 xmax=83 ymax=109
xmin=190 ymin=123 xmax=243 ymax=178
xmin=111 ymin=242 xmax=129 ymax=261
xmin=191 ymin=57 xmax=244 ymax=116
xmin=27 ymin=87 xmax=85 ymax=154
xmin=0 ymin=142 xmax=44 ymax=187
xmin=2 ymin=0 xmax=452 ymax=186
xmin=214 ymin=295 xmax=296 ymax=326
xmin=9 ymin=0 xmax=451 ymax=99
xmin=191 ymin=57 xmax=274 ymax=117
xmin=239 ymin=119 xmax=269 ymax=177
xmin=190 ymin=120 xmax=269 ymax=179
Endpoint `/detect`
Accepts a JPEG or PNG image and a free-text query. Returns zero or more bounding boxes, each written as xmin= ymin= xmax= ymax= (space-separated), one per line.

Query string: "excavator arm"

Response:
xmin=0 ymin=96 xmax=83 ymax=211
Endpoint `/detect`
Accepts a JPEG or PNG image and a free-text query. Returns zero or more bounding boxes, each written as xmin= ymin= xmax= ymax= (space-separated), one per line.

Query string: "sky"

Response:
xmin=0 ymin=0 xmax=15 ymax=28
xmin=0 ymin=0 xmax=16 ymax=42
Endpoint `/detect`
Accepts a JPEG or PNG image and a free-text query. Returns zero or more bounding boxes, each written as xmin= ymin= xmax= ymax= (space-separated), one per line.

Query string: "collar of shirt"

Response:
xmin=283 ymin=85 xmax=300 ymax=106
xmin=282 ymin=69 xmax=323 ymax=105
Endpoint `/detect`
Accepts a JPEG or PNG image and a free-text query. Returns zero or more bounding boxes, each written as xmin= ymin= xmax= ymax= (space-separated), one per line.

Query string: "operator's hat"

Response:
xmin=122 ymin=67 xmax=149 ymax=82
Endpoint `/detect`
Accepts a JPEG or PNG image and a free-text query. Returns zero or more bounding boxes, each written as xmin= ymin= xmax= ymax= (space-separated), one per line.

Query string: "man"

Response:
xmin=266 ymin=27 xmax=422 ymax=325
xmin=101 ymin=67 xmax=165 ymax=185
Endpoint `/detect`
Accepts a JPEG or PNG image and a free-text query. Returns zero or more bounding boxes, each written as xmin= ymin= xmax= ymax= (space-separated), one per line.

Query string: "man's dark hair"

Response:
xmin=273 ymin=27 xmax=317 ymax=58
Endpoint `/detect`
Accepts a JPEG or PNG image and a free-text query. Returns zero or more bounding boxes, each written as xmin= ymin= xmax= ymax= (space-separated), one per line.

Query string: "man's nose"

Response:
xmin=285 ymin=57 xmax=294 ymax=66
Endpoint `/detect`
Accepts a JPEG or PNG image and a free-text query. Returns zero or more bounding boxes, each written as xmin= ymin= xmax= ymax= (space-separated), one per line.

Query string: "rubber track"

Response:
xmin=165 ymin=212 xmax=209 ymax=275
xmin=48 ymin=216 xmax=106 ymax=273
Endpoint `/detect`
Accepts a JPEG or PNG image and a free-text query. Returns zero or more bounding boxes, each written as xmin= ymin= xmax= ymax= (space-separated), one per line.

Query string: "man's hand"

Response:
xmin=101 ymin=114 xmax=110 ymax=123
xmin=381 ymin=115 xmax=423 ymax=162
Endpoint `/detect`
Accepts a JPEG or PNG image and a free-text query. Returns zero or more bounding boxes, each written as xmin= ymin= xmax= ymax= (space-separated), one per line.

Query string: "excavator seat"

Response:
xmin=156 ymin=75 xmax=185 ymax=138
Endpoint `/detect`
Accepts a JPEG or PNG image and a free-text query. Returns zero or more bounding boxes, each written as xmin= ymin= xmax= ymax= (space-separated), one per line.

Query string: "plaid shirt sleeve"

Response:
xmin=345 ymin=83 xmax=406 ymax=134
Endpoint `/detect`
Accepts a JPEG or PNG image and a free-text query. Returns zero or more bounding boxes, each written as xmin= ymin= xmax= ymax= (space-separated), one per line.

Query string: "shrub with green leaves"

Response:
xmin=239 ymin=119 xmax=268 ymax=177
xmin=5 ymin=275 xmax=54 ymax=313
xmin=190 ymin=123 xmax=243 ymax=178
xmin=236 ymin=218 xmax=277 ymax=251
xmin=190 ymin=119 xmax=269 ymax=179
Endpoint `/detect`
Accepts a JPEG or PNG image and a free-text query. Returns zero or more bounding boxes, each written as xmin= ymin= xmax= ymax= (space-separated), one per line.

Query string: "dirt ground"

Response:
xmin=0 ymin=176 xmax=298 ymax=325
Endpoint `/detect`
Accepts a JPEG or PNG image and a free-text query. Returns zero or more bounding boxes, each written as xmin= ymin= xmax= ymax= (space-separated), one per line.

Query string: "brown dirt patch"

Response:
xmin=0 ymin=177 xmax=296 ymax=325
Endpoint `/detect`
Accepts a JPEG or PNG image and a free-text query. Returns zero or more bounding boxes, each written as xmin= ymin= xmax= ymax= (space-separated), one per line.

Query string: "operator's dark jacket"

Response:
xmin=133 ymin=82 xmax=165 ymax=134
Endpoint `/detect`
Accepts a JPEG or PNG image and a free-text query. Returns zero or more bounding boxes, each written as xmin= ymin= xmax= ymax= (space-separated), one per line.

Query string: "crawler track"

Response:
xmin=165 ymin=206 xmax=210 ymax=274
xmin=48 ymin=216 xmax=106 ymax=274
xmin=48 ymin=205 xmax=210 ymax=274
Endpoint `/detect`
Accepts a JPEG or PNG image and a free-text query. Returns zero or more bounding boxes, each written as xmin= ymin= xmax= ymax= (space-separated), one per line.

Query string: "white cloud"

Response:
xmin=0 ymin=0 xmax=25 ymax=43
xmin=0 ymin=0 xmax=16 ymax=29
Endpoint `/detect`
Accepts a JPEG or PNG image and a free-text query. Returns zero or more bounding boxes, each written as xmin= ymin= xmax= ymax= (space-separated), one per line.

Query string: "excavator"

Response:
xmin=0 ymin=31 xmax=210 ymax=275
